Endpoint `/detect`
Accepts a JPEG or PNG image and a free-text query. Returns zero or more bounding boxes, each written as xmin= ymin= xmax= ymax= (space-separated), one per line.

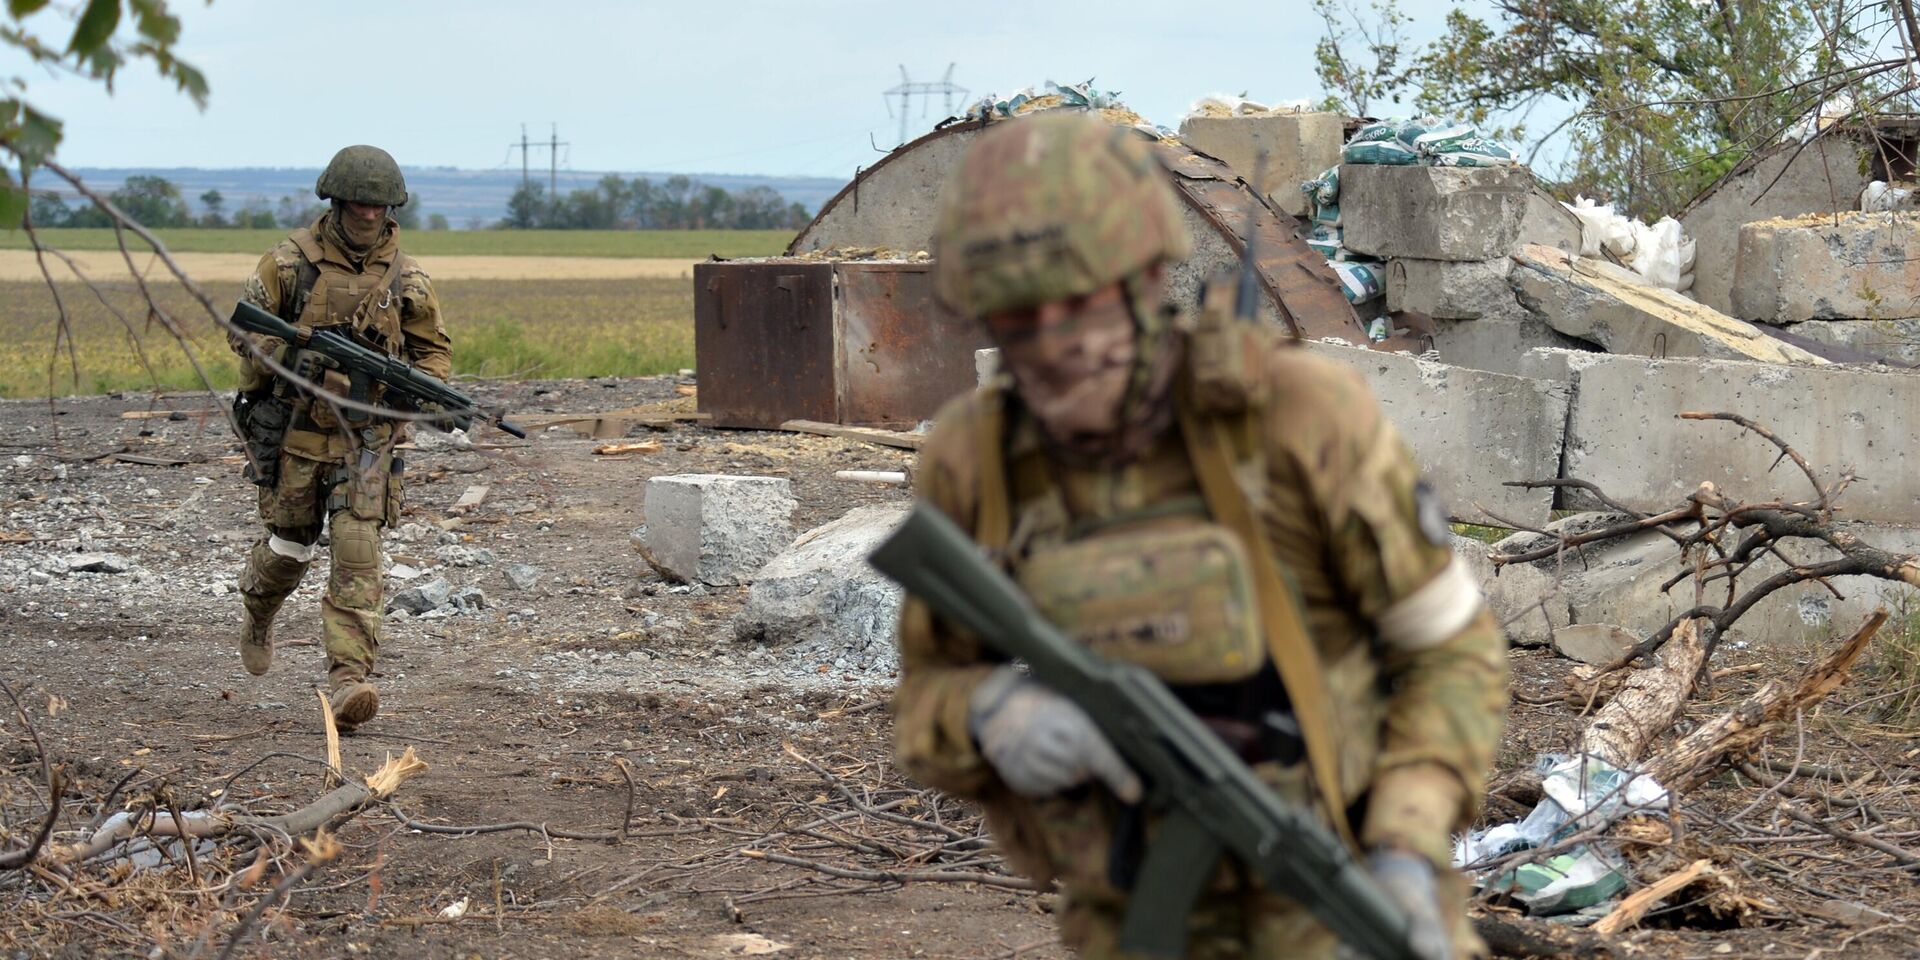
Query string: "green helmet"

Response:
xmin=931 ymin=112 xmax=1191 ymax=317
xmin=315 ymin=145 xmax=408 ymax=207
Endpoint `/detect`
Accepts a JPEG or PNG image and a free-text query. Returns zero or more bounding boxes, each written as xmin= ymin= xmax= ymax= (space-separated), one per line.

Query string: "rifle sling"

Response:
xmin=1178 ymin=404 xmax=1359 ymax=854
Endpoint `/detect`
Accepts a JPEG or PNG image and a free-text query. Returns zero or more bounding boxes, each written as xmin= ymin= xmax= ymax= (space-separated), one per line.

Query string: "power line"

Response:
xmin=506 ymin=122 xmax=569 ymax=199
xmin=882 ymin=63 xmax=967 ymax=147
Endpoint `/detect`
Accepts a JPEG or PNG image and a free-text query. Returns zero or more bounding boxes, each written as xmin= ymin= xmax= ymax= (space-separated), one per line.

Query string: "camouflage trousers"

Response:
xmin=238 ymin=446 xmax=400 ymax=680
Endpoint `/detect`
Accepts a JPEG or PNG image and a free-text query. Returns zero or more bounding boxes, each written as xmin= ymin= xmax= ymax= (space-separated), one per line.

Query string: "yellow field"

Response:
xmin=0 ymin=276 xmax=694 ymax=397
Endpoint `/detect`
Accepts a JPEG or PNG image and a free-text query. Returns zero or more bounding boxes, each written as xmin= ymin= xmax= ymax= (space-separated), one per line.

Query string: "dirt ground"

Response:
xmin=3 ymin=379 xmax=1919 ymax=959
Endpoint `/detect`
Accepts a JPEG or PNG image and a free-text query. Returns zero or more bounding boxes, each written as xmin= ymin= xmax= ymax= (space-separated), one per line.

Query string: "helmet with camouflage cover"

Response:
xmin=315 ymin=145 xmax=409 ymax=207
xmin=931 ymin=111 xmax=1191 ymax=318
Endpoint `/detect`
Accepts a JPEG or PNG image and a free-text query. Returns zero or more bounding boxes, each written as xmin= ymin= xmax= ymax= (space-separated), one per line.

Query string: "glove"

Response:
xmin=1367 ymin=847 xmax=1453 ymax=960
xmin=967 ymin=666 xmax=1142 ymax=803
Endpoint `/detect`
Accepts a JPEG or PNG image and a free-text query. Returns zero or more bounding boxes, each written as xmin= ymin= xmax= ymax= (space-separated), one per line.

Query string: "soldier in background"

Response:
xmin=228 ymin=145 xmax=451 ymax=732
xmin=892 ymin=112 xmax=1508 ymax=959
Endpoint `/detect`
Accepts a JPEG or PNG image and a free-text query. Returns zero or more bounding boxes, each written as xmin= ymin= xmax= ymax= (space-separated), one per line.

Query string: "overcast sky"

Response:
xmin=21 ymin=0 xmax=1510 ymax=178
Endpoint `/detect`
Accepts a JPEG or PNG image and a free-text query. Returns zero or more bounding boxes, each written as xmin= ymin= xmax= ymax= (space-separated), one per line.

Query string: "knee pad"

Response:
xmin=330 ymin=515 xmax=382 ymax=573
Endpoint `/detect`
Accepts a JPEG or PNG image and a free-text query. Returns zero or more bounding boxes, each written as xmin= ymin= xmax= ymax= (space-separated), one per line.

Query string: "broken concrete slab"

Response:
xmin=1521 ymin=523 xmax=1920 ymax=647
xmin=642 ymin=474 xmax=797 ymax=585
xmin=1517 ymin=189 xmax=1583 ymax=256
xmin=1304 ymin=342 xmax=1569 ymax=526
xmin=734 ymin=504 xmax=910 ymax=676
xmin=1177 ymin=112 xmax=1345 ymax=217
xmin=1451 ymin=534 xmax=1567 ymax=647
xmin=1341 ymin=163 xmax=1533 ymax=260
xmin=1510 ymin=245 xmax=1827 ymax=365
xmin=1561 ymin=353 xmax=1920 ymax=524
xmin=1732 ymin=212 xmax=1920 ymax=323
xmin=1387 ymin=257 xmax=1520 ymax=320
xmin=1551 ymin=623 xmax=1639 ymax=666
xmin=1761 ymin=318 xmax=1920 ymax=365
xmin=1429 ymin=314 xmax=1597 ymax=377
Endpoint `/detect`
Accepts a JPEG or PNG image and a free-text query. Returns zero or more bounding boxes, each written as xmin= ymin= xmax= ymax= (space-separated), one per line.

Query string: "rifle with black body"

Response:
xmin=227 ymin=299 xmax=525 ymax=486
xmin=868 ymin=504 xmax=1424 ymax=960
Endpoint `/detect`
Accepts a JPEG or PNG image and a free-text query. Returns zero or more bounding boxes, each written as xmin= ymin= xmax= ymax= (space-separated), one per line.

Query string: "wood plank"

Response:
xmin=448 ymin=485 xmax=489 ymax=515
xmin=779 ymin=420 xmax=924 ymax=451
xmin=593 ymin=441 xmax=663 ymax=456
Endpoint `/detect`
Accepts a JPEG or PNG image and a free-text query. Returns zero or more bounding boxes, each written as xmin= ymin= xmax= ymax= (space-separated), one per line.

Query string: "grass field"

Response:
xmin=0 ymin=277 xmax=694 ymax=397
xmin=0 ymin=228 xmax=794 ymax=259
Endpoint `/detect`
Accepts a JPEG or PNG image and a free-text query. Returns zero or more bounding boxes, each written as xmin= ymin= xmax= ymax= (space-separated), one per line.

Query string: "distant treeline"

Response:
xmin=498 ymin=175 xmax=811 ymax=230
xmin=29 ymin=175 xmax=449 ymax=231
xmin=26 ymin=173 xmax=813 ymax=233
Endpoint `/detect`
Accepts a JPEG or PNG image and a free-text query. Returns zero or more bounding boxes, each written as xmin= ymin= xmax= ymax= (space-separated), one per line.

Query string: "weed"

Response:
xmin=0 ymin=228 xmax=793 ymax=259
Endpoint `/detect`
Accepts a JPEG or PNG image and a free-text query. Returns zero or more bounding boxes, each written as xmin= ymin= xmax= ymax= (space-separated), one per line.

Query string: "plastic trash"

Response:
xmin=1557 ymin=196 xmax=1697 ymax=293
xmin=1862 ymin=180 xmax=1919 ymax=212
xmin=1495 ymin=847 xmax=1630 ymax=915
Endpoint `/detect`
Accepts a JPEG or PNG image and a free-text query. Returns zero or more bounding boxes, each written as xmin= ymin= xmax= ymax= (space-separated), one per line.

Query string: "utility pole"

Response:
xmin=547 ymin=123 xmax=569 ymax=204
xmin=883 ymin=64 xmax=968 ymax=147
xmin=515 ymin=124 xmax=530 ymax=193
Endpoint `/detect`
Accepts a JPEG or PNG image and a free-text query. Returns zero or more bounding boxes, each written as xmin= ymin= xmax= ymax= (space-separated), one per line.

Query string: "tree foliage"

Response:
xmin=2 ymin=0 xmax=208 ymax=226
xmin=1312 ymin=0 xmax=1412 ymax=116
xmin=1315 ymin=0 xmax=1911 ymax=217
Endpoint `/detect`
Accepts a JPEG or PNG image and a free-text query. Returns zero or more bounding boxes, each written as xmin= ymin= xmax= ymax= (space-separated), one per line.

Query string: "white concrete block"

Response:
xmin=734 ymin=505 xmax=909 ymax=676
xmin=1733 ymin=212 xmax=1920 ymax=322
xmin=1341 ymin=164 xmax=1532 ymax=260
xmin=1304 ymin=342 xmax=1569 ymax=526
xmin=643 ymin=474 xmax=797 ymax=585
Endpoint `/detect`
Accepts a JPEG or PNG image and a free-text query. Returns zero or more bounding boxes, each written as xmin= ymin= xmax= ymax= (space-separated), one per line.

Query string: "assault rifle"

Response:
xmin=868 ymin=503 xmax=1424 ymax=960
xmin=229 ymin=300 xmax=526 ymax=440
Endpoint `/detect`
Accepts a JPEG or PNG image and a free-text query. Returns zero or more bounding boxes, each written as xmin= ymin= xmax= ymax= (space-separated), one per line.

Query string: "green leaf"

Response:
xmin=67 ymin=0 xmax=122 ymax=56
xmin=128 ymin=0 xmax=180 ymax=45
xmin=7 ymin=0 xmax=52 ymax=16
xmin=12 ymin=104 xmax=63 ymax=163
xmin=0 ymin=169 xmax=26 ymax=230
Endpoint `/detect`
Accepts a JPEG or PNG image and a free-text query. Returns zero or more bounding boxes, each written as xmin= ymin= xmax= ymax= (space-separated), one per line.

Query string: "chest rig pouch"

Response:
xmin=286 ymin=229 xmax=406 ymax=432
xmin=1013 ymin=516 xmax=1266 ymax=687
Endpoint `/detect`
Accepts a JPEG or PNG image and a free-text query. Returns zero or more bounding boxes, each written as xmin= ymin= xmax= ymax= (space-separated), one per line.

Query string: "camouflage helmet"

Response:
xmin=315 ymin=145 xmax=408 ymax=207
xmin=931 ymin=112 xmax=1191 ymax=317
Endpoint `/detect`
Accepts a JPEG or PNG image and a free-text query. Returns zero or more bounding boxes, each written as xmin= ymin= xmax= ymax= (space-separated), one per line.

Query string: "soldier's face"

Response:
xmin=344 ymin=201 xmax=387 ymax=223
xmin=985 ymin=274 xmax=1151 ymax=442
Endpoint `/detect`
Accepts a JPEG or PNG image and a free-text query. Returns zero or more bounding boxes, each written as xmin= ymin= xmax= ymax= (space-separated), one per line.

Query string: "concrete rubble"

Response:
xmin=1304 ymin=341 xmax=1568 ymax=525
xmin=1386 ymin=257 xmax=1518 ymax=320
xmin=1341 ymin=163 xmax=1534 ymax=261
xmin=1509 ymin=245 xmax=1827 ymax=364
xmin=1176 ymin=111 xmax=1344 ymax=217
xmin=641 ymin=474 xmax=797 ymax=586
xmin=734 ymin=504 xmax=909 ymax=676
xmin=1732 ymin=212 xmax=1920 ymax=323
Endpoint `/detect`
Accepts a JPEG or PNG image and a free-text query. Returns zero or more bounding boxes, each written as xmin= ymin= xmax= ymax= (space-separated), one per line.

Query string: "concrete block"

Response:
xmin=976 ymin=347 xmax=1000 ymax=386
xmin=1304 ymin=342 xmax=1569 ymax=526
xmin=1680 ymin=136 xmax=1866 ymax=318
xmin=1177 ymin=112 xmax=1345 ymax=217
xmin=734 ymin=505 xmax=909 ymax=676
xmin=1561 ymin=354 xmax=1920 ymax=524
xmin=1510 ymin=245 xmax=1827 ymax=365
xmin=1387 ymin=257 xmax=1519 ymax=320
xmin=1551 ymin=623 xmax=1638 ymax=665
xmin=1451 ymin=534 xmax=1567 ymax=647
xmin=1525 ymin=524 xmax=1920 ymax=647
xmin=1341 ymin=164 xmax=1532 ymax=260
xmin=1763 ymin=318 xmax=1920 ymax=365
xmin=642 ymin=474 xmax=797 ymax=585
xmin=1429 ymin=315 xmax=1595 ymax=377
xmin=1517 ymin=189 xmax=1583 ymax=256
xmin=1734 ymin=212 xmax=1920 ymax=322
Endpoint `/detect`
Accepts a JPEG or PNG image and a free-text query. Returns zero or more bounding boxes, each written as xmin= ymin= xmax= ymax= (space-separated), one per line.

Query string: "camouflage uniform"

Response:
xmin=230 ymin=146 xmax=449 ymax=723
xmin=893 ymin=113 xmax=1508 ymax=959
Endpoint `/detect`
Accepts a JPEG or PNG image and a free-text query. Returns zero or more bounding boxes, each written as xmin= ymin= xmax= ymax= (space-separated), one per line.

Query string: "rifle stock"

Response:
xmin=869 ymin=503 xmax=1422 ymax=960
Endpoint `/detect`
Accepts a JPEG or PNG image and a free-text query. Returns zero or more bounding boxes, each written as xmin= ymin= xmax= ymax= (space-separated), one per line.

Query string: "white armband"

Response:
xmin=267 ymin=534 xmax=318 ymax=563
xmin=1376 ymin=556 xmax=1483 ymax=652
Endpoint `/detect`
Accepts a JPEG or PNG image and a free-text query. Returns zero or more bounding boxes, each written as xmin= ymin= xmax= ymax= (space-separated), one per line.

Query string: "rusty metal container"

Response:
xmin=694 ymin=259 xmax=991 ymax=430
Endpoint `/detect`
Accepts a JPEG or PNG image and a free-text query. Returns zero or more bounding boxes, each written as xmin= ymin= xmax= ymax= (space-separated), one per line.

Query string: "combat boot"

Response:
xmin=238 ymin=606 xmax=275 ymax=677
xmin=328 ymin=667 xmax=380 ymax=732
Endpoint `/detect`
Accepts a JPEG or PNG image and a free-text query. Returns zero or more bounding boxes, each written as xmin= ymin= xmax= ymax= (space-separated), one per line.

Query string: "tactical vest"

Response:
xmin=968 ymin=319 xmax=1362 ymax=852
xmin=282 ymin=227 xmax=407 ymax=359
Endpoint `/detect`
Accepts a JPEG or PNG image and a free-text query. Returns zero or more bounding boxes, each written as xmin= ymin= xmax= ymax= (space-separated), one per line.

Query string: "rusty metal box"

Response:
xmin=694 ymin=259 xmax=991 ymax=430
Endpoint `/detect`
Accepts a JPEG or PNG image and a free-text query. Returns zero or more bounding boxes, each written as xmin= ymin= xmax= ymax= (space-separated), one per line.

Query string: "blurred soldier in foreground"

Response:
xmin=227 ymin=145 xmax=451 ymax=732
xmin=892 ymin=112 xmax=1508 ymax=958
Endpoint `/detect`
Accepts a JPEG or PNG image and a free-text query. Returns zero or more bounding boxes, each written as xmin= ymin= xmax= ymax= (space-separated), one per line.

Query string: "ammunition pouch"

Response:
xmin=234 ymin=388 xmax=292 ymax=488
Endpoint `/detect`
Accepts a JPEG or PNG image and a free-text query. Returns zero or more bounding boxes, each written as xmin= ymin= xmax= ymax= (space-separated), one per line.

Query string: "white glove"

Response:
xmin=1367 ymin=848 xmax=1453 ymax=960
xmin=967 ymin=666 xmax=1142 ymax=803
